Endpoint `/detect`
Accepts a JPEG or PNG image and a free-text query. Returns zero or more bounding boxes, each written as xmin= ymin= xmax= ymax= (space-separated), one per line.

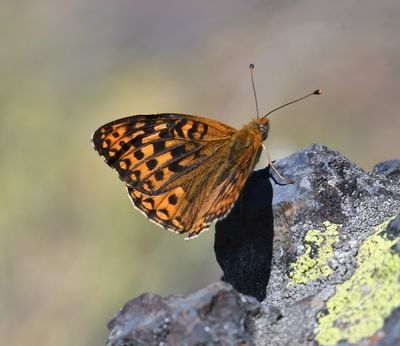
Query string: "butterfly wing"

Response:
xmin=92 ymin=113 xmax=240 ymax=235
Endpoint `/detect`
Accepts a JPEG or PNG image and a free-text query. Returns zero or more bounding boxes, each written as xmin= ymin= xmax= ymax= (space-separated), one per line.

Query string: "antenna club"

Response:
xmin=249 ymin=63 xmax=255 ymax=69
xmin=314 ymin=89 xmax=323 ymax=95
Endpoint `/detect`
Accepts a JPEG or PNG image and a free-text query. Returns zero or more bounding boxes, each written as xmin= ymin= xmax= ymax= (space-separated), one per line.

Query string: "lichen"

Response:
xmin=288 ymin=221 xmax=341 ymax=285
xmin=316 ymin=215 xmax=400 ymax=346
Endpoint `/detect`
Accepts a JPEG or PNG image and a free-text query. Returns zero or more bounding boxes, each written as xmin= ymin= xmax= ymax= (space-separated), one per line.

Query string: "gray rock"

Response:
xmin=372 ymin=159 xmax=400 ymax=179
xmin=107 ymin=144 xmax=400 ymax=346
xmin=107 ymin=281 xmax=261 ymax=346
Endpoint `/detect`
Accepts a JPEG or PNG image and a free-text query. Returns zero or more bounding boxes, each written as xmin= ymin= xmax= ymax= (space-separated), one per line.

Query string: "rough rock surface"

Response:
xmin=106 ymin=281 xmax=261 ymax=346
xmin=107 ymin=144 xmax=400 ymax=346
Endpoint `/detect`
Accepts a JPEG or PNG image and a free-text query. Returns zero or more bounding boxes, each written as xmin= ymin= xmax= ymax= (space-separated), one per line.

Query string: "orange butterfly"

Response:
xmin=92 ymin=77 xmax=321 ymax=238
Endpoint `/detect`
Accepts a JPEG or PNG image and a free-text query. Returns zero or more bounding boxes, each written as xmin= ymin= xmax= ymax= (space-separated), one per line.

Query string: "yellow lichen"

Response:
xmin=316 ymin=215 xmax=400 ymax=346
xmin=288 ymin=221 xmax=341 ymax=285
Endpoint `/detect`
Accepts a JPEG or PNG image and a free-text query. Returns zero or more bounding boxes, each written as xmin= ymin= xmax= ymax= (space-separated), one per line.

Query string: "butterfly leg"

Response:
xmin=262 ymin=144 xmax=294 ymax=185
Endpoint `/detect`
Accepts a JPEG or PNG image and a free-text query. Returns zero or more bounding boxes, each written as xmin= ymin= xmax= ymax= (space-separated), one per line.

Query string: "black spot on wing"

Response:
xmin=143 ymin=179 xmax=154 ymax=190
xmin=153 ymin=141 xmax=166 ymax=152
xmin=188 ymin=121 xmax=199 ymax=139
xmin=142 ymin=197 xmax=155 ymax=209
xmin=158 ymin=128 xmax=170 ymax=139
xmin=168 ymin=161 xmax=185 ymax=173
xmin=200 ymin=123 xmax=208 ymax=139
xmin=146 ymin=159 xmax=158 ymax=170
xmin=134 ymin=149 xmax=144 ymax=160
xmin=174 ymin=119 xmax=187 ymax=138
xmin=168 ymin=194 xmax=178 ymax=205
xmin=170 ymin=144 xmax=189 ymax=158
xmin=123 ymin=158 xmax=132 ymax=168
xmin=158 ymin=208 xmax=169 ymax=218
xmin=132 ymin=170 xmax=141 ymax=181
xmin=154 ymin=170 xmax=164 ymax=181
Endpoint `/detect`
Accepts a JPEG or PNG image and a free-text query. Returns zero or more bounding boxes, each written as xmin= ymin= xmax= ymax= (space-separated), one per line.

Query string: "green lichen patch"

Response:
xmin=316 ymin=215 xmax=400 ymax=346
xmin=288 ymin=221 xmax=341 ymax=285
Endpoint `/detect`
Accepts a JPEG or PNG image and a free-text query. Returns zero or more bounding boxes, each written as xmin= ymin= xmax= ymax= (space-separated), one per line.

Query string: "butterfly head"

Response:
xmin=256 ymin=117 xmax=270 ymax=141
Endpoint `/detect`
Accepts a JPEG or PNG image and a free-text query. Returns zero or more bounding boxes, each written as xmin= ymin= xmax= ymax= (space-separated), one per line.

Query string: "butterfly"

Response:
xmin=92 ymin=89 xmax=321 ymax=239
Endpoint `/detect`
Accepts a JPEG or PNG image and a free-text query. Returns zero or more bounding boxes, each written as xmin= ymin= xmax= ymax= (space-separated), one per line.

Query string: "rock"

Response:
xmin=107 ymin=144 xmax=400 ymax=346
xmin=372 ymin=159 xmax=400 ymax=179
xmin=106 ymin=281 xmax=261 ymax=346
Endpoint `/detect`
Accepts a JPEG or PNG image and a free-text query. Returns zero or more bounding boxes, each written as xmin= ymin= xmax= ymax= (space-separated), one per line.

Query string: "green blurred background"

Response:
xmin=1 ymin=1 xmax=399 ymax=345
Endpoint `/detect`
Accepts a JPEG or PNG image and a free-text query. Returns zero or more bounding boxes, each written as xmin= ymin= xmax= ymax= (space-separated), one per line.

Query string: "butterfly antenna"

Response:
xmin=249 ymin=64 xmax=260 ymax=118
xmin=262 ymin=89 xmax=322 ymax=118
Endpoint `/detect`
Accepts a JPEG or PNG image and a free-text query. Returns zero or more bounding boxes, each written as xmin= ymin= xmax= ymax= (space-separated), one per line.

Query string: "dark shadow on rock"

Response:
xmin=214 ymin=167 xmax=274 ymax=301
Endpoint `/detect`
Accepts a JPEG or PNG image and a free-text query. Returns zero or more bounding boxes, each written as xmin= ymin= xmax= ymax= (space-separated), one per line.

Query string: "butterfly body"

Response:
xmin=92 ymin=113 xmax=270 ymax=238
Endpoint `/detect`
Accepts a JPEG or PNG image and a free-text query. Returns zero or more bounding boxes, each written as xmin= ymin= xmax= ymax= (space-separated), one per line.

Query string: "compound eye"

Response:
xmin=258 ymin=124 xmax=269 ymax=140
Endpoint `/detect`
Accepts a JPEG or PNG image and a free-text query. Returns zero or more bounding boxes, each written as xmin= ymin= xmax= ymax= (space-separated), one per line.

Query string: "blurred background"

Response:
xmin=1 ymin=0 xmax=399 ymax=345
